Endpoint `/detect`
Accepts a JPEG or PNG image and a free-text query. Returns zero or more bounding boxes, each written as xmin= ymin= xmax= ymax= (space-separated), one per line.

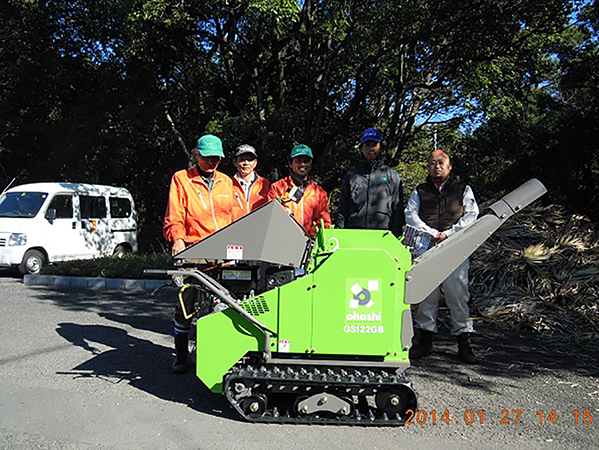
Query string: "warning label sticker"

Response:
xmin=226 ymin=245 xmax=243 ymax=260
xmin=278 ymin=340 xmax=290 ymax=353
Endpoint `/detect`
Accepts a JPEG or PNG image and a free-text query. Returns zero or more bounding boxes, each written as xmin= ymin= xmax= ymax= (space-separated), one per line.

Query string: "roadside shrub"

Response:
xmin=41 ymin=252 xmax=174 ymax=279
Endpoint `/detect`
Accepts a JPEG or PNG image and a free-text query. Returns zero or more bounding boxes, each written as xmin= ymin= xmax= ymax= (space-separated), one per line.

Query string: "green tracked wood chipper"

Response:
xmin=145 ymin=178 xmax=546 ymax=425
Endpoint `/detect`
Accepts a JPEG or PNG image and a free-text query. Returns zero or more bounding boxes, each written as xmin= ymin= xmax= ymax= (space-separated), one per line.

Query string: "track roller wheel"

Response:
xmin=337 ymin=396 xmax=354 ymax=417
xmin=293 ymin=394 xmax=311 ymax=416
xmin=375 ymin=386 xmax=417 ymax=418
xmin=242 ymin=392 xmax=268 ymax=418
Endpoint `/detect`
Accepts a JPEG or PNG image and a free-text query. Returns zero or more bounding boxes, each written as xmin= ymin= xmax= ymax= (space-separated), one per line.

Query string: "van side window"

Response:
xmin=48 ymin=195 xmax=73 ymax=219
xmin=80 ymin=195 xmax=107 ymax=219
xmin=110 ymin=197 xmax=132 ymax=218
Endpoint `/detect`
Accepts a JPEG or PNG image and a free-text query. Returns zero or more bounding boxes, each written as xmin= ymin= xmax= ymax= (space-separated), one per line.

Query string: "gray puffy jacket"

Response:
xmin=336 ymin=158 xmax=404 ymax=236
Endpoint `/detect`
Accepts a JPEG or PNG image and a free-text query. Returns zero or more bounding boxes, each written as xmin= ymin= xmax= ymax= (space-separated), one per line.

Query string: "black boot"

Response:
xmin=410 ymin=330 xmax=434 ymax=359
xmin=172 ymin=333 xmax=190 ymax=374
xmin=457 ymin=333 xmax=478 ymax=364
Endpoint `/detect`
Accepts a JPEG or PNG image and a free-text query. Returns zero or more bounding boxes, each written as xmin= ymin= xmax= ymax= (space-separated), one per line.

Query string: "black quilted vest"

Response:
xmin=416 ymin=177 xmax=466 ymax=231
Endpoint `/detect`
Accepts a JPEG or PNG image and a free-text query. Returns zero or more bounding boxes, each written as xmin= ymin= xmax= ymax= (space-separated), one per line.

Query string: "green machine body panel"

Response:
xmin=195 ymin=294 xmax=279 ymax=393
xmin=308 ymin=229 xmax=411 ymax=361
xmin=196 ymin=226 xmax=413 ymax=392
xmin=275 ymin=273 xmax=314 ymax=354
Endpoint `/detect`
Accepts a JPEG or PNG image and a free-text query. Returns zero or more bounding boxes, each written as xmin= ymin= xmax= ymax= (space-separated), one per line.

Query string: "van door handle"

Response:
xmin=72 ymin=222 xmax=76 ymax=229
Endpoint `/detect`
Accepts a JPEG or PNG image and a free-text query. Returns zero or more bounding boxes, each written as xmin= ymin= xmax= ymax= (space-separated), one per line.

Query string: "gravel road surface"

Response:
xmin=0 ymin=275 xmax=597 ymax=449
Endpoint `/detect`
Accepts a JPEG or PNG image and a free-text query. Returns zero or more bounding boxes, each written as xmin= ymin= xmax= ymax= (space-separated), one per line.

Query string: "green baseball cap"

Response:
xmin=289 ymin=144 xmax=313 ymax=159
xmin=196 ymin=134 xmax=224 ymax=157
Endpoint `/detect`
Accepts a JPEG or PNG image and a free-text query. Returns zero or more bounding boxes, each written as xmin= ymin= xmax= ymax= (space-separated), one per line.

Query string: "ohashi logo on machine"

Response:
xmin=343 ymin=279 xmax=385 ymax=334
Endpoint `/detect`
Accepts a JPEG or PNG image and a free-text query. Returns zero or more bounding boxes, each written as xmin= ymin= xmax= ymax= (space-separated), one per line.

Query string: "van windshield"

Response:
xmin=0 ymin=192 xmax=48 ymax=218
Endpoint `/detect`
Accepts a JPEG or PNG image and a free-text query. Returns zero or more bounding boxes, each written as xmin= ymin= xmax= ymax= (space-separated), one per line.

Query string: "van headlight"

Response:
xmin=8 ymin=233 xmax=27 ymax=246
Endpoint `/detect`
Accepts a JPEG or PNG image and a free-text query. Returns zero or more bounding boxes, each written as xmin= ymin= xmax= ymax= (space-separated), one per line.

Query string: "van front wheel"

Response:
xmin=112 ymin=245 xmax=130 ymax=258
xmin=19 ymin=250 xmax=46 ymax=275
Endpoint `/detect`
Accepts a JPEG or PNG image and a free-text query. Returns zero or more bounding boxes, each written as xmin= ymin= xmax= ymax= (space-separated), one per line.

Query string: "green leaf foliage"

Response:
xmin=1 ymin=0 xmax=596 ymax=247
xmin=457 ymin=2 xmax=599 ymax=218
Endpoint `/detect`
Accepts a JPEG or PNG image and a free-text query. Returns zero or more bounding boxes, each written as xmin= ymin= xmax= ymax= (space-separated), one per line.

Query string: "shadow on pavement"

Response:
xmin=0 ymin=267 xmax=21 ymax=278
xmin=29 ymin=286 xmax=174 ymax=336
xmin=35 ymin=286 xmax=243 ymax=421
xmin=55 ymin=323 xmax=237 ymax=420
xmin=31 ymin=284 xmax=599 ymax=416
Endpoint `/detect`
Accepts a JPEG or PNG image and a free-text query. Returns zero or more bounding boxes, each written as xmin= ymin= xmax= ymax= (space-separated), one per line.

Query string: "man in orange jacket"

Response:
xmin=231 ymin=144 xmax=271 ymax=220
xmin=164 ymin=134 xmax=234 ymax=255
xmin=268 ymin=144 xmax=331 ymax=236
xmin=163 ymin=134 xmax=234 ymax=373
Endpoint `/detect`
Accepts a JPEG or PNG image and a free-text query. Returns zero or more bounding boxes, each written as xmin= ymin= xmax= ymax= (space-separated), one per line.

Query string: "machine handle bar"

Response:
xmin=144 ymin=267 xmax=275 ymax=359
xmin=143 ymin=269 xmax=171 ymax=278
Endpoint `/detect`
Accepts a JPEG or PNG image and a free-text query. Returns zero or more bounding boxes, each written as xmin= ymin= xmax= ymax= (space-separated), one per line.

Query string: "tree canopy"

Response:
xmin=1 ymin=0 xmax=596 ymax=249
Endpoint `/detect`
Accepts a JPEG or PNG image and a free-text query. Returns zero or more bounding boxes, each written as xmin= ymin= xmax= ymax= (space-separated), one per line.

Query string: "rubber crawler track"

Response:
xmin=224 ymin=363 xmax=418 ymax=426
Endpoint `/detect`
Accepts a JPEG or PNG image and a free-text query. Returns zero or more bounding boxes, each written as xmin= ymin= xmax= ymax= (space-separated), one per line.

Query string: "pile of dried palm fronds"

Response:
xmin=470 ymin=204 xmax=599 ymax=342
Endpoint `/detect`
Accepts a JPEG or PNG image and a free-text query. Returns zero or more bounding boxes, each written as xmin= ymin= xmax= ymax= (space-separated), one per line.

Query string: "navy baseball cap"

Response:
xmin=361 ymin=128 xmax=382 ymax=144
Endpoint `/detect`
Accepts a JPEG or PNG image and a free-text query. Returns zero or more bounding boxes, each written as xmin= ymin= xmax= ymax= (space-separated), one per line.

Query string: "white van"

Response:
xmin=0 ymin=182 xmax=138 ymax=275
